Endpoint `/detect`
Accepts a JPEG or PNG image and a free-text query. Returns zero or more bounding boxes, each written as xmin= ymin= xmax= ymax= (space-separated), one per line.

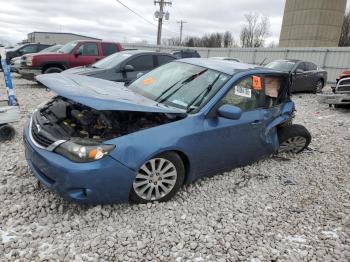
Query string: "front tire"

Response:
xmin=0 ymin=124 xmax=15 ymax=142
xmin=130 ymin=152 xmax=185 ymax=204
xmin=43 ymin=67 xmax=63 ymax=74
xmin=278 ymin=124 xmax=311 ymax=154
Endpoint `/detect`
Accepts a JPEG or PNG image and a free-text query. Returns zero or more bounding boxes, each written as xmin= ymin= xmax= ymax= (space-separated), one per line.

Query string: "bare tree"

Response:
xmin=162 ymin=37 xmax=181 ymax=46
xmin=223 ymin=31 xmax=234 ymax=48
xmin=339 ymin=10 xmax=350 ymax=46
xmin=240 ymin=13 xmax=270 ymax=48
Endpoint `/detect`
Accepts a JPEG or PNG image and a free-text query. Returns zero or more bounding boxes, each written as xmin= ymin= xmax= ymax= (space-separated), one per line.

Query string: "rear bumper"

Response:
xmin=18 ymin=68 xmax=41 ymax=80
xmin=318 ymin=93 xmax=350 ymax=105
xmin=23 ymin=120 xmax=136 ymax=205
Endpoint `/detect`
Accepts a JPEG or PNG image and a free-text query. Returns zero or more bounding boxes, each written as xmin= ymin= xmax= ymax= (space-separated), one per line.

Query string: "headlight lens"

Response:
xmin=26 ymin=56 xmax=33 ymax=66
xmin=55 ymin=141 xmax=115 ymax=163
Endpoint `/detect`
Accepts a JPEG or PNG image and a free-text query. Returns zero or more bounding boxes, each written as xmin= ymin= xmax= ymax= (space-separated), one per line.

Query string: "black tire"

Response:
xmin=43 ymin=67 xmax=63 ymax=74
xmin=129 ymin=152 xmax=185 ymax=204
xmin=314 ymin=79 xmax=324 ymax=93
xmin=277 ymin=124 xmax=311 ymax=154
xmin=0 ymin=124 xmax=15 ymax=142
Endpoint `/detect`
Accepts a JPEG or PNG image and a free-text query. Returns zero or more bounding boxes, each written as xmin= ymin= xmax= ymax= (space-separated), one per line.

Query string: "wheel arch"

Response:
xmin=41 ymin=62 xmax=68 ymax=73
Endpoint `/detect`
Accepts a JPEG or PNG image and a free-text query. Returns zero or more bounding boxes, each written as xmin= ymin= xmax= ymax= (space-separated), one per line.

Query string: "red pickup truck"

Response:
xmin=19 ymin=40 xmax=123 ymax=80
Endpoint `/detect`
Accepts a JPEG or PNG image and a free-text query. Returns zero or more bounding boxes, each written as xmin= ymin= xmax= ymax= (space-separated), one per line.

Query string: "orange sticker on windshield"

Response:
xmin=252 ymin=76 xmax=262 ymax=91
xmin=143 ymin=77 xmax=155 ymax=85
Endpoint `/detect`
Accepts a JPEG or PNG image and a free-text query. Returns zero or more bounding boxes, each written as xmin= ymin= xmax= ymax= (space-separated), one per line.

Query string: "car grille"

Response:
xmin=31 ymin=119 xmax=54 ymax=148
xmin=337 ymin=79 xmax=350 ymax=93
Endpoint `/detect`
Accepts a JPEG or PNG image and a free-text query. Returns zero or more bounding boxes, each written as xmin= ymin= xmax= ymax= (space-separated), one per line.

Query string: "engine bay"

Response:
xmin=38 ymin=96 xmax=185 ymax=141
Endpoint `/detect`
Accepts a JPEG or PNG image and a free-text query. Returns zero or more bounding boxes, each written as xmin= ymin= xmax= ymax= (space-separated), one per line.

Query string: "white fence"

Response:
xmin=123 ymin=43 xmax=350 ymax=84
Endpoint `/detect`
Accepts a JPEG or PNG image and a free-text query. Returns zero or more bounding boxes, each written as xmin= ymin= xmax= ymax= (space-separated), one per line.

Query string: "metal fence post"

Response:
xmin=322 ymin=49 xmax=329 ymax=68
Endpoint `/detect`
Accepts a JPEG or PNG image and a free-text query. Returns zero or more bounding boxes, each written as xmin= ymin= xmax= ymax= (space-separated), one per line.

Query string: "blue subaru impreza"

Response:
xmin=24 ymin=59 xmax=311 ymax=204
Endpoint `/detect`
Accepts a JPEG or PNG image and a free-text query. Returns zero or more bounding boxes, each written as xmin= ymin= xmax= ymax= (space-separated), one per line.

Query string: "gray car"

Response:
xmin=63 ymin=50 xmax=177 ymax=85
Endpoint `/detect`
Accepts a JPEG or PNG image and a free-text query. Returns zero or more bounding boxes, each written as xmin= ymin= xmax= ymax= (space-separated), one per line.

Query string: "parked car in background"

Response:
xmin=0 ymin=43 xmax=52 ymax=70
xmin=318 ymin=76 xmax=350 ymax=108
xmin=25 ymin=59 xmax=311 ymax=204
xmin=10 ymin=45 xmax=62 ymax=73
xmin=170 ymin=49 xmax=200 ymax=59
xmin=335 ymin=69 xmax=350 ymax=84
xmin=18 ymin=40 xmax=123 ymax=80
xmin=265 ymin=59 xmax=327 ymax=93
xmin=64 ymin=50 xmax=176 ymax=85
xmin=210 ymin=57 xmax=242 ymax=62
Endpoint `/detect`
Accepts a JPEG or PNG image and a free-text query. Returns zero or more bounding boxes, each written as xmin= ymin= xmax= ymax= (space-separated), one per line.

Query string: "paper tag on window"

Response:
xmin=143 ymin=77 xmax=155 ymax=85
xmin=252 ymin=76 xmax=262 ymax=91
xmin=235 ymin=86 xmax=251 ymax=98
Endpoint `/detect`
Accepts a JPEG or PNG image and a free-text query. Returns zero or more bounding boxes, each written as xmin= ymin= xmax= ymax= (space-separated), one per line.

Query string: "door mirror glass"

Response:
xmin=123 ymin=64 xmax=135 ymax=72
xmin=218 ymin=104 xmax=242 ymax=120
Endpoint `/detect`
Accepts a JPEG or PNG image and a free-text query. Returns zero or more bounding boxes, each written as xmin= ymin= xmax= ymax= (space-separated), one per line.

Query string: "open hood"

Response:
xmin=36 ymin=73 xmax=184 ymax=113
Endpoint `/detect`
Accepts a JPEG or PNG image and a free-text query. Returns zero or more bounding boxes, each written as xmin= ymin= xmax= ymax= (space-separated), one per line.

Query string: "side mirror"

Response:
xmin=217 ymin=104 xmax=242 ymax=120
xmin=123 ymin=64 xmax=135 ymax=72
xmin=295 ymin=68 xmax=304 ymax=74
xmin=75 ymin=50 xmax=82 ymax=57
xmin=136 ymin=72 xmax=144 ymax=79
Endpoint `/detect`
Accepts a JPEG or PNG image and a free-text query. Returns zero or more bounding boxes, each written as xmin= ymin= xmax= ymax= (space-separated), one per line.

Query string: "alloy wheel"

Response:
xmin=133 ymin=158 xmax=178 ymax=201
xmin=279 ymin=136 xmax=307 ymax=153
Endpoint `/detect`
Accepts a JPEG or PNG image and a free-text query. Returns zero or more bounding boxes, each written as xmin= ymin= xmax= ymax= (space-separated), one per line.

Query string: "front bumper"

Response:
xmin=18 ymin=68 xmax=41 ymax=80
xmin=318 ymin=93 xmax=350 ymax=105
xmin=23 ymin=120 xmax=136 ymax=205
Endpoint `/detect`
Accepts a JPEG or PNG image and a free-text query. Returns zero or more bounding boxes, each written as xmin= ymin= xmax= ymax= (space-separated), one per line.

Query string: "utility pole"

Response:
xmin=154 ymin=0 xmax=172 ymax=45
xmin=177 ymin=20 xmax=187 ymax=44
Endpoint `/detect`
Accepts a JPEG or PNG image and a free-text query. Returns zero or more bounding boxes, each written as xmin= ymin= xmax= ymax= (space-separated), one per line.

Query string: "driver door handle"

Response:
xmin=251 ymin=120 xmax=261 ymax=125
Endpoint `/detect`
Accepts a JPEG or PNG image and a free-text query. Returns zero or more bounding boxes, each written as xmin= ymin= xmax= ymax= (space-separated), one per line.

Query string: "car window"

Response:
xmin=157 ymin=55 xmax=175 ymax=66
xmin=77 ymin=43 xmax=98 ymax=56
xmin=20 ymin=45 xmax=37 ymax=54
xmin=102 ymin=43 xmax=118 ymax=56
xmin=38 ymin=45 xmax=51 ymax=51
xmin=222 ymin=75 xmax=285 ymax=111
xmin=128 ymin=55 xmax=154 ymax=71
xmin=296 ymin=62 xmax=306 ymax=72
xmin=305 ymin=62 xmax=317 ymax=71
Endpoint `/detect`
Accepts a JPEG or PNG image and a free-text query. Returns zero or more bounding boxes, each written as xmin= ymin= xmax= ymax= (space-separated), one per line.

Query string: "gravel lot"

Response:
xmin=0 ymin=73 xmax=349 ymax=261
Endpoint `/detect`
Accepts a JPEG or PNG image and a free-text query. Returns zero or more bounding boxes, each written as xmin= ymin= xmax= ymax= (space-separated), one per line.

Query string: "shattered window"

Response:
xmin=222 ymin=75 xmax=284 ymax=111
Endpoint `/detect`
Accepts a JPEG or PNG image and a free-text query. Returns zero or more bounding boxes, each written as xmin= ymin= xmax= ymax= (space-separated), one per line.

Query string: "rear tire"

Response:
xmin=314 ymin=80 xmax=324 ymax=93
xmin=0 ymin=124 xmax=15 ymax=142
xmin=43 ymin=67 xmax=63 ymax=74
xmin=278 ymin=124 xmax=311 ymax=154
xmin=130 ymin=152 xmax=185 ymax=204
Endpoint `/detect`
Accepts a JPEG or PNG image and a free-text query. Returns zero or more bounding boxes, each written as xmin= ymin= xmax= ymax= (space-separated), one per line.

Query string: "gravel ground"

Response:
xmin=0 ymin=73 xmax=349 ymax=261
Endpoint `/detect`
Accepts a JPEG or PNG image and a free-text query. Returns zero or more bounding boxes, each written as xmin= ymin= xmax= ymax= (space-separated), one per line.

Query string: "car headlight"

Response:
xmin=54 ymin=141 xmax=115 ymax=163
xmin=26 ymin=56 xmax=33 ymax=66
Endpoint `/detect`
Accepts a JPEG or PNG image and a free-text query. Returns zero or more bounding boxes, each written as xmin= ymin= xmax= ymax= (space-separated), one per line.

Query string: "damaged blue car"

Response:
xmin=23 ymin=59 xmax=311 ymax=204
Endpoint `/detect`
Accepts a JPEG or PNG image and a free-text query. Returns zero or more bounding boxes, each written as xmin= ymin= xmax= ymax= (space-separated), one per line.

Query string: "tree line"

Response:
xmin=163 ymin=13 xmax=271 ymax=48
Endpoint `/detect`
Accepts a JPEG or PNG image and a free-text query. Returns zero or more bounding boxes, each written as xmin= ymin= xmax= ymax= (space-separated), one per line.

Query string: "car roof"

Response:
xmin=118 ymin=50 xmax=173 ymax=55
xmin=178 ymin=58 xmax=261 ymax=75
xmin=272 ymin=59 xmax=301 ymax=63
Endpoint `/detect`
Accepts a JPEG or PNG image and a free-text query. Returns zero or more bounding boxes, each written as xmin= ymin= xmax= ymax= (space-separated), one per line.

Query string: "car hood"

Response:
xmin=63 ymin=66 xmax=107 ymax=76
xmin=36 ymin=73 xmax=185 ymax=113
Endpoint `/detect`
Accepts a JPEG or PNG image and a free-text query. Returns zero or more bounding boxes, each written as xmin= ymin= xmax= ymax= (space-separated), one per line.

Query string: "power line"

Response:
xmin=116 ymin=0 xmax=157 ymax=27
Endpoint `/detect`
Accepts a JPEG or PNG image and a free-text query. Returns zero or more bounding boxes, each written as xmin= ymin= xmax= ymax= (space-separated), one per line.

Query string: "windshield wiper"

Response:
xmin=186 ymin=74 xmax=221 ymax=113
xmin=156 ymin=70 xmax=208 ymax=104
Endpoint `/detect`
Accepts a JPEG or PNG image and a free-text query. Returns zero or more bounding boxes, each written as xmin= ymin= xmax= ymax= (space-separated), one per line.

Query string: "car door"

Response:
xmin=71 ymin=42 xmax=100 ymax=67
xmin=291 ymin=62 xmax=308 ymax=92
xmin=304 ymin=62 xmax=318 ymax=91
xmin=199 ymin=75 xmax=281 ymax=174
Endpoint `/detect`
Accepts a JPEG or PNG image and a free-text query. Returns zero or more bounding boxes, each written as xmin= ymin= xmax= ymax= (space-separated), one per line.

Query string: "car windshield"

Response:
xmin=265 ymin=61 xmax=296 ymax=72
xmin=92 ymin=52 xmax=132 ymax=69
xmin=58 ymin=41 xmax=78 ymax=54
xmin=129 ymin=61 xmax=230 ymax=113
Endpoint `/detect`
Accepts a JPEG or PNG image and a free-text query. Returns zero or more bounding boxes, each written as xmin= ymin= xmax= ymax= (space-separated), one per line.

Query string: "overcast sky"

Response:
xmin=0 ymin=0 xmax=347 ymax=46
